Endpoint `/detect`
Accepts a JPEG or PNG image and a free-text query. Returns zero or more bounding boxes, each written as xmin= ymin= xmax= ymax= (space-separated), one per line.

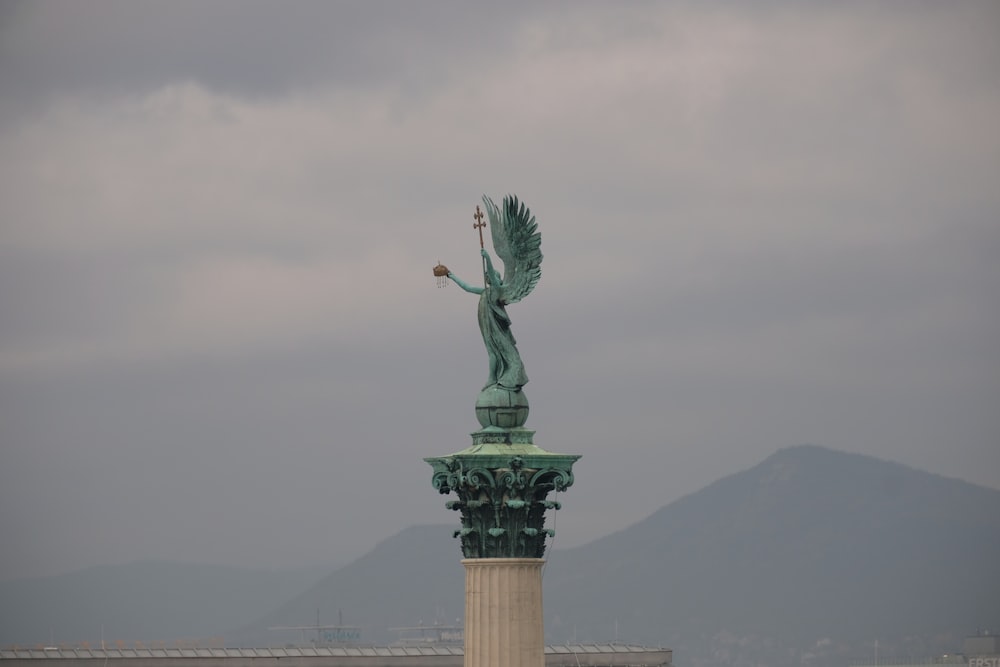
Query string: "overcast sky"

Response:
xmin=1 ymin=1 xmax=998 ymax=581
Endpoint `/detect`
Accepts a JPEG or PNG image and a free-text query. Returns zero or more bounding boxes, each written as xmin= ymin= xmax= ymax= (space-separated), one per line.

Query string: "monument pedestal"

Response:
xmin=463 ymin=558 xmax=545 ymax=667
xmin=426 ymin=382 xmax=578 ymax=667
xmin=427 ymin=197 xmax=578 ymax=667
xmin=427 ymin=436 xmax=577 ymax=667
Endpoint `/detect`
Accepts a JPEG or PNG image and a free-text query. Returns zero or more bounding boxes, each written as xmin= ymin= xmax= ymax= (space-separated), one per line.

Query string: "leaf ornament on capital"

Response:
xmin=529 ymin=466 xmax=574 ymax=493
xmin=428 ymin=455 xmax=575 ymax=559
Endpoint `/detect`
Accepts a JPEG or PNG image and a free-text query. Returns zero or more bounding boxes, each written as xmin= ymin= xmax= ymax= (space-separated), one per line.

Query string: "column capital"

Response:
xmin=425 ymin=444 xmax=579 ymax=559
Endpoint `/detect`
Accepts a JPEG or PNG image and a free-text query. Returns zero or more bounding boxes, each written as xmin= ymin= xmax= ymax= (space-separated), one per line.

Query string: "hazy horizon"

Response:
xmin=4 ymin=443 xmax=997 ymax=667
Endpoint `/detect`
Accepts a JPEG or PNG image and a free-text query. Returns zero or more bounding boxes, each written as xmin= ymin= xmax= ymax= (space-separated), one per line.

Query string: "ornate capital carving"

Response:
xmin=426 ymin=445 xmax=579 ymax=559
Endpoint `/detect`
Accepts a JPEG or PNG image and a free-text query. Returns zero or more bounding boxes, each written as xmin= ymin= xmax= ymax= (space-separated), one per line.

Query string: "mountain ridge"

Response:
xmin=0 ymin=560 xmax=329 ymax=646
xmin=4 ymin=445 xmax=998 ymax=667
xmin=541 ymin=444 xmax=1000 ymax=656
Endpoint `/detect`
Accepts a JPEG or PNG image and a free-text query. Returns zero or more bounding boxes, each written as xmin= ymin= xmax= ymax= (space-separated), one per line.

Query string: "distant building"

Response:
xmin=0 ymin=643 xmax=672 ymax=667
xmin=849 ymin=633 xmax=1000 ymax=667
xmin=964 ymin=634 xmax=1000 ymax=667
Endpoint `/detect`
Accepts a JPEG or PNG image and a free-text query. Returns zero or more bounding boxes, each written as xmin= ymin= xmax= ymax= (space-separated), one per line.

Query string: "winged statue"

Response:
xmin=442 ymin=195 xmax=542 ymax=392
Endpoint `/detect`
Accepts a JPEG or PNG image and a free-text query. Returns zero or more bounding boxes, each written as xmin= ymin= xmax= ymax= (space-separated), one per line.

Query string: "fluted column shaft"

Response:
xmin=463 ymin=558 xmax=545 ymax=667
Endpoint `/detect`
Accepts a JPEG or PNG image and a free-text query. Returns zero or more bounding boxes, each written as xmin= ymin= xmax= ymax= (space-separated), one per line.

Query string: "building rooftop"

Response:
xmin=1 ymin=643 xmax=672 ymax=666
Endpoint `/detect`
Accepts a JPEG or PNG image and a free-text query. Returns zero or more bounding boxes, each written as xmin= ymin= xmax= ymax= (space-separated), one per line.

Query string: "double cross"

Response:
xmin=473 ymin=206 xmax=486 ymax=249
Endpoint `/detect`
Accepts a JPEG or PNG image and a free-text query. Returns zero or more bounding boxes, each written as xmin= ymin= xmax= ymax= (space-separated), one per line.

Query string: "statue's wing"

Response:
xmin=484 ymin=194 xmax=542 ymax=304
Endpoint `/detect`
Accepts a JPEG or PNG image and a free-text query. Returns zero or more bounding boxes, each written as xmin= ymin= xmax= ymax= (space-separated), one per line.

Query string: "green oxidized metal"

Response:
xmin=475 ymin=385 xmax=530 ymax=429
xmin=428 ymin=194 xmax=579 ymax=560
xmin=445 ymin=195 xmax=541 ymax=394
xmin=425 ymin=441 xmax=579 ymax=559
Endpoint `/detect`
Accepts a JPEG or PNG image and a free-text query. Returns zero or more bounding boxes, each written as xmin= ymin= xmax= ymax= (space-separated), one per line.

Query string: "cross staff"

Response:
xmin=473 ymin=205 xmax=487 ymax=282
xmin=474 ymin=206 xmax=488 ymax=246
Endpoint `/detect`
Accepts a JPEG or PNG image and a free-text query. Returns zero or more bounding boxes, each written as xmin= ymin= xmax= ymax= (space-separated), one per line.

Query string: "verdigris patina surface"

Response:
xmin=446 ymin=195 xmax=541 ymax=393
xmin=426 ymin=195 xmax=578 ymax=560
xmin=429 ymin=447 xmax=576 ymax=559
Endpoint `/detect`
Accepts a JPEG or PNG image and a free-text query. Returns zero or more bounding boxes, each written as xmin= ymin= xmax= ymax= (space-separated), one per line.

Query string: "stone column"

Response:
xmin=463 ymin=558 xmax=545 ymax=667
xmin=426 ymin=393 xmax=578 ymax=667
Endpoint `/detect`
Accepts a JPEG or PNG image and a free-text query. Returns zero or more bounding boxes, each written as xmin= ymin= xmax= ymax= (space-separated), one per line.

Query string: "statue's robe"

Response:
xmin=477 ymin=284 xmax=528 ymax=390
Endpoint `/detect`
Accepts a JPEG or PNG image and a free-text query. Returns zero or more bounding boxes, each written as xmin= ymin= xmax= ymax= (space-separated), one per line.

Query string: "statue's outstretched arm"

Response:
xmin=449 ymin=272 xmax=484 ymax=295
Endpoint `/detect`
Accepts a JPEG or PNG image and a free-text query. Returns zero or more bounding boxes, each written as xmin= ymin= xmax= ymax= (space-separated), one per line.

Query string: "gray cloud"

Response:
xmin=0 ymin=0 xmax=542 ymax=118
xmin=1 ymin=1 xmax=998 ymax=580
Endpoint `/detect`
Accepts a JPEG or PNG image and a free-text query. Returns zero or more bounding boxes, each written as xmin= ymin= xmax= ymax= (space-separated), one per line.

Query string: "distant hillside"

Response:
xmin=0 ymin=560 xmax=327 ymax=646
xmin=227 ymin=524 xmax=464 ymax=647
xmin=5 ymin=446 xmax=998 ymax=667
xmin=543 ymin=445 xmax=1000 ymax=663
xmin=235 ymin=445 xmax=1000 ymax=666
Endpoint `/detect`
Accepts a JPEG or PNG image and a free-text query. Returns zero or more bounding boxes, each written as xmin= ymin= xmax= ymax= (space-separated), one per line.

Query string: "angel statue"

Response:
xmin=438 ymin=195 xmax=542 ymax=393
